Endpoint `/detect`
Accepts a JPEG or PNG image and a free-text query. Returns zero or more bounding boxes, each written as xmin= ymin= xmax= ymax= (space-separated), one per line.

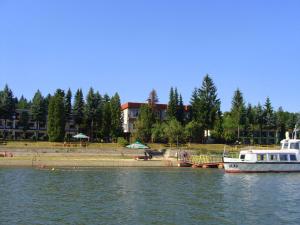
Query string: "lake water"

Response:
xmin=1 ymin=168 xmax=300 ymax=225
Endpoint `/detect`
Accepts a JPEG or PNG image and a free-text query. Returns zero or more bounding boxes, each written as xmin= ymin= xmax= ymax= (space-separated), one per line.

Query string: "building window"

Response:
xmin=130 ymin=109 xmax=139 ymax=118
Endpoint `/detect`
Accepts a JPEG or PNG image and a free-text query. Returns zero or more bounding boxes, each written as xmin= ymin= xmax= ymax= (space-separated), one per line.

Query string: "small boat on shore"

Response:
xmin=223 ymin=128 xmax=300 ymax=173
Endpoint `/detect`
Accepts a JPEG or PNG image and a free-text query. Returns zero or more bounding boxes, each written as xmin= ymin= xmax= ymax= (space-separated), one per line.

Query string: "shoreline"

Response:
xmin=0 ymin=147 xmax=224 ymax=169
xmin=0 ymin=147 xmax=179 ymax=168
xmin=0 ymin=158 xmax=178 ymax=168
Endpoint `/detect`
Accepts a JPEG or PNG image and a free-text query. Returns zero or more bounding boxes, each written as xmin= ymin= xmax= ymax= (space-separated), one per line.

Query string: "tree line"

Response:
xmin=0 ymin=74 xmax=299 ymax=144
xmin=0 ymin=85 xmax=122 ymax=142
xmin=134 ymin=75 xmax=299 ymax=145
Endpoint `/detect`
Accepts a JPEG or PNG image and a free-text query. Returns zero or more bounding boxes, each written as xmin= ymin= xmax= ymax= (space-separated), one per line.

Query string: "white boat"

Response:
xmin=223 ymin=128 xmax=300 ymax=173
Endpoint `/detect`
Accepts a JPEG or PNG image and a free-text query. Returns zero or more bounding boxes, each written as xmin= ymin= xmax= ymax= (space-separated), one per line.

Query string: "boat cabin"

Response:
xmin=223 ymin=129 xmax=300 ymax=172
xmin=281 ymin=139 xmax=300 ymax=150
xmin=238 ymin=139 xmax=300 ymax=163
xmin=239 ymin=152 xmax=298 ymax=162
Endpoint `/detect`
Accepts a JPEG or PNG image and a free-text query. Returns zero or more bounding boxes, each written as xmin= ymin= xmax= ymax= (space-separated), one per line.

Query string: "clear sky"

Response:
xmin=0 ymin=0 xmax=299 ymax=112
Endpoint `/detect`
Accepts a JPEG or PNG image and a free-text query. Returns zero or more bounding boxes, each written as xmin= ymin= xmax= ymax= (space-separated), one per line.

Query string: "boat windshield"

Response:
xmin=290 ymin=142 xmax=300 ymax=150
xmin=282 ymin=142 xmax=289 ymax=149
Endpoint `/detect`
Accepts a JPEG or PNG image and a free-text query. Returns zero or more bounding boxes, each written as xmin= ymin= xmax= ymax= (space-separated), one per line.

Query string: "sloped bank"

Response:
xmin=0 ymin=158 xmax=177 ymax=168
xmin=0 ymin=148 xmax=178 ymax=168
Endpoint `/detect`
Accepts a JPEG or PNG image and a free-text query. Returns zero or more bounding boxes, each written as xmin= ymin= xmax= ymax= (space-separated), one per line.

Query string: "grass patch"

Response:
xmin=1 ymin=141 xmax=122 ymax=149
xmin=1 ymin=141 xmax=280 ymax=155
xmin=0 ymin=155 xmax=133 ymax=161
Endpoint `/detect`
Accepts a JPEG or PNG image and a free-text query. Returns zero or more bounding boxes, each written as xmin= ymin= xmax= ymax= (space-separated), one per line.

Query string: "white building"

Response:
xmin=121 ymin=102 xmax=168 ymax=133
xmin=121 ymin=102 xmax=190 ymax=134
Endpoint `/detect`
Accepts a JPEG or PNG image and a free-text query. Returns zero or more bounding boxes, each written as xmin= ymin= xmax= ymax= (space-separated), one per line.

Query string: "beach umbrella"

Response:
xmin=126 ymin=141 xmax=149 ymax=149
xmin=73 ymin=133 xmax=90 ymax=147
xmin=73 ymin=133 xmax=90 ymax=139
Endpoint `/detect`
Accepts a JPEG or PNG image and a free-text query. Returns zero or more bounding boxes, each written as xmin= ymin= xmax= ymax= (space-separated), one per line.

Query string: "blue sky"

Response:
xmin=0 ymin=0 xmax=299 ymax=112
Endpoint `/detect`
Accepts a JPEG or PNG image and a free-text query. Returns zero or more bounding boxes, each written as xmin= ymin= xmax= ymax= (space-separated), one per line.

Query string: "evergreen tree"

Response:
xmin=244 ymin=104 xmax=254 ymax=144
xmin=230 ymin=89 xmax=246 ymax=140
xmin=0 ymin=85 xmax=15 ymax=139
xmin=253 ymin=103 xmax=264 ymax=144
xmin=190 ymin=88 xmax=200 ymax=121
xmin=47 ymin=90 xmax=66 ymax=142
xmin=94 ymin=91 xmax=103 ymax=140
xmin=167 ymin=87 xmax=185 ymax=123
xmin=65 ymin=88 xmax=72 ymax=122
xmin=287 ymin=112 xmax=298 ymax=130
xmin=56 ymin=89 xmax=65 ymax=98
xmin=195 ymin=75 xmax=220 ymax=142
xmin=135 ymin=104 xmax=155 ymax=142
xmin=263 ymin=97 xmax=275 ymax=129
xmin=174 ymin=88 xmax=179 ymax=109
xmin=64 ymin=89 xmax=72 ymax=140
xmin=147 ymin=89 xmax=159 ymax=122
xmin=0 ymin=84 xmax=15 ymax=121
xmin=44 ymin=94 xmax=51 ymax=113
xmin=0 ymin=91 xmax=3 ymax=117
xmin=110 ymin=93 xmax=123 ymax=139
xmin=31 ymin=90 xmax=46 ymax=140
xmin=19 ymin=111 xmax=30 ymax=139
xmin=276 ymin=107 xmax=288 ymax=141
xmin=147 ymin=89 xmax=159 ymax=109
xmin=167 ymin=87 xmax=177 ymax=119
xmin=73 ymin=89 xmax=84 ymax=132
xmin=18 ymin=95 xmax=29 ymax=109
xmin=85 ymin=88 xmax=97 ymax=140
xmin=102 ymin=94 xmax=112 ymax=141
xmin=177 ymin=94 xmax=185 ymax=124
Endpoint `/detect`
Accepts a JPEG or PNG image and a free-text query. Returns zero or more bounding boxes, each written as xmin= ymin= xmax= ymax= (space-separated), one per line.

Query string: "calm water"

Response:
xmin=1 ymin=168 xmax=300 ymax=225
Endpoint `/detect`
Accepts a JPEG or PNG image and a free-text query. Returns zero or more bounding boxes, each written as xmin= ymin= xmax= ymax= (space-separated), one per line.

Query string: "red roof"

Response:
xmin=121 ymin=102 xmax=167 ymax=110
xmin=121 ymin=102 xmax=190 ymax=111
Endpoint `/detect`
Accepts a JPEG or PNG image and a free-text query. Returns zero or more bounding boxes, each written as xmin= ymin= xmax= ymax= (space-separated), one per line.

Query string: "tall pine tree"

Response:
xmin=31 ymin=90 xmax=46 ymax=140
xmin=230 ymin=89 xmax=246 ymax=140
xmin=177 ymin=94 xmax=185 ymax=124
xmin=147 ymin=89 xmax=159 ymax=109
xmin=94 ymin=91 xmax=103 ymax=140
xmin=18 ymin=95 xmax=29 ymax=109
xmin=0 ymin=85 xmax=15 ymax=123
xmin=263 ymin=97 xmax=275 ymax=130
xmin=65 ymin=88 xmax=72 ymax=122
xmin=110 ymin=93 xmax=123 ymax=139
xmin=102 ymin=94 xmax=112 ymax=141
xmin=192 ymin=75 xmax=220 ymax=142
xmin=47 ymin=89 xmax=66 ymax=142
xmin=0 ymin=85 xmax=15 ymax=139
xmin=276 ymin=107 xmax=288 ymax=141
xmin=254 ymin=103 xmax=264 ymax=144
xmin=190 ymin=88 xmax=200 ymax=121
xmin=85 ymin=88 xmax=97 ymax=140
xmin=73 ymin=89 xmax=84 ymax=132
xmin=167 ymin=87 xmax=177 ymax=119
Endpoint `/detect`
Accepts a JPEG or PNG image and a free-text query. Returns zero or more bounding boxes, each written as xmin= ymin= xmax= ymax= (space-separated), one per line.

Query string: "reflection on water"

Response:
xmin=222 ymin=173 xmax=300 ymax=225
xmin=0 ymin=168 xmax=300 ymax=225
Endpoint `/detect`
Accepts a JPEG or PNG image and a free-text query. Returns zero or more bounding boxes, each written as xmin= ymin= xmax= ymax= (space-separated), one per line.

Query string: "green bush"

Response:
xmin=117 ymin=137 xmax=129 ymax=147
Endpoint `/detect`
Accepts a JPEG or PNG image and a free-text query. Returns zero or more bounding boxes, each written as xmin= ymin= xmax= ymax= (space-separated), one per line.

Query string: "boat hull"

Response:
xmin=223 ymin=161 xmax=300 ymax=173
